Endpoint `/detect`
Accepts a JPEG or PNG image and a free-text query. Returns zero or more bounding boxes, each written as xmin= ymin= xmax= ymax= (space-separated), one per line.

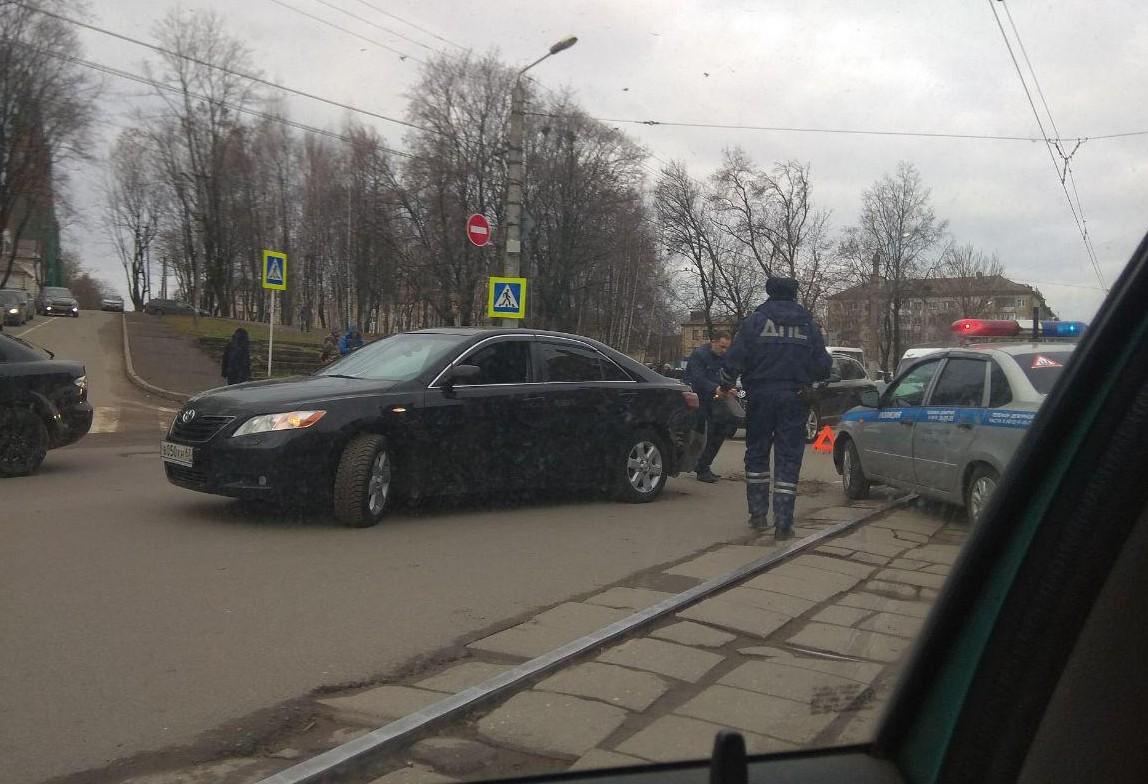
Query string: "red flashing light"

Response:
xmin=951 ymin=319 xmax=1022 ymax=337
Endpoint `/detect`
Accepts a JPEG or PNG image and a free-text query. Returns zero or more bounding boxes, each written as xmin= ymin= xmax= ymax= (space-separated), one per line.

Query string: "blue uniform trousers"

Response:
xmin=744 ymin=389 xmax=808 ymax=531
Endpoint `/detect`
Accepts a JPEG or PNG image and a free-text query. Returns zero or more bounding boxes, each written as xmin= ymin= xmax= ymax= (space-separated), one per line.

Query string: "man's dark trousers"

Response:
xmin=696 ymin=404 xmax=737 ymax=475
xmin=744 ymin=390 xmax=807 ymax=531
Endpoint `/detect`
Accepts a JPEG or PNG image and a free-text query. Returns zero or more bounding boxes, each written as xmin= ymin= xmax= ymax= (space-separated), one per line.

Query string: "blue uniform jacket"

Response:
xmin=722 ymin=299 xmax=832 ymax=392
xmin=684 ymin=343 xmax=723 ymax=414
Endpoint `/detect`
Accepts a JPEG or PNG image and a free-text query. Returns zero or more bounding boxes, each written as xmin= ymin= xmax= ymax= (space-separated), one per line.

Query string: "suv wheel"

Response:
xmin=0 ymin=408 xmax=48 ymax=477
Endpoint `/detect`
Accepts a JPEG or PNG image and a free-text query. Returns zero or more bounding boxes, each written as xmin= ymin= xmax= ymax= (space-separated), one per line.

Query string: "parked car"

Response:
xmin=0 ymin=288 xmax=33 ymax=323
xmin=144 ymin=298 xmax=198 ymax=316
xmin=35 ymin=286 xmax=79 ymax=317
xmin=0 ymin=333 xmax=93 ymax=476
xmin=0 ymin=289 xmax=28 ymax=325
xmin=834 ymin=336 xmax=1076 ymax=525
xmin=100 ymin=294 xmax=124 ymax=312
xmin=162 ymin=328 xmax=706 ymax=526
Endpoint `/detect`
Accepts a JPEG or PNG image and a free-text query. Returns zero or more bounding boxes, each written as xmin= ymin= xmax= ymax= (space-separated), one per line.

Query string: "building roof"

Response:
xmin=829 ymin=275 xmax=1041 ymax=302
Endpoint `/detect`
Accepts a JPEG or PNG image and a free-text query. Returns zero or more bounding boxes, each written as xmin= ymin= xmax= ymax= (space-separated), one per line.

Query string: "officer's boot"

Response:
xmin=773 ymin=480 xmax=798 ymax=540
xmin=746 ymin=471 xmax=770 ymax=530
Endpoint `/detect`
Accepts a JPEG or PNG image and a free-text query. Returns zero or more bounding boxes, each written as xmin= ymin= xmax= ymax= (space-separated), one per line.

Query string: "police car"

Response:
xmin=832 ymin=319 xmax=1084 ymax=525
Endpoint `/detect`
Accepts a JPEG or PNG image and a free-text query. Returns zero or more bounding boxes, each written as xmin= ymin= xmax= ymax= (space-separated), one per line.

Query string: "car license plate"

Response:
xmin=161 ymin=441 xmax=194 ymax=467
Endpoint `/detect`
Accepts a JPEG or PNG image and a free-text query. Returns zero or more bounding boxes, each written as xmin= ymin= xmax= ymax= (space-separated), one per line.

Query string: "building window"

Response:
xmin=1017 ymin=297 xmax=1029 ymax=309
xmin=691 ymin=329 xmax=701 ymax=342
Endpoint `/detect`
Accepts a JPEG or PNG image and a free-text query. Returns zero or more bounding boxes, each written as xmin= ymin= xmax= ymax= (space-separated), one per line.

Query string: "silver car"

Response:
xmin=832 ymin=341 xmax=1075 ymax=525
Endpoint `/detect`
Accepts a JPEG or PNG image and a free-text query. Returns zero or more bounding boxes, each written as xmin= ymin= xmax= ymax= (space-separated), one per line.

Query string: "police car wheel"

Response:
xmin=613 ymin=429 xmax=667 ymax=503
xmin=966 ymin=464 xmax=999 ymax=527
xmin=805 ymin=407 xmax=822 ymax=443
xmin=333 ymin=433 xmax=393 ymax=527
xmin=841 ymin=439 xmax=870 ymax=500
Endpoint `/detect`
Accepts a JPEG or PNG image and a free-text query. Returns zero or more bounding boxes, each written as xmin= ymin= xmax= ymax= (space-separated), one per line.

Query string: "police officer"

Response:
xmin=721 ymin=277 xmax=831 ymax=539
xmin=684 ymin=331 xmax=736 ymax=483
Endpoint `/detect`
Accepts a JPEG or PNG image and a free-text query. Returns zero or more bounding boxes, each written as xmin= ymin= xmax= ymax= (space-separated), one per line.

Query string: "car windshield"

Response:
xmin=0 ymin=291 xmax=20 ymax=303
xmin=4 ymin=3 xmax=1142 ymax=784
xmin=316 ymin=332 xmax=464 ymax=381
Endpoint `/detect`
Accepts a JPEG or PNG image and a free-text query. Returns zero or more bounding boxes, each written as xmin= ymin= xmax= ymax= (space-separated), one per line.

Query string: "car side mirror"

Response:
xmin=813 ymin=374 xmax=842 ymax=389
xmin=859 ymin=389 xmax=880 ymax=407
xmin=442 ymin=364 xmax=481 ymax=390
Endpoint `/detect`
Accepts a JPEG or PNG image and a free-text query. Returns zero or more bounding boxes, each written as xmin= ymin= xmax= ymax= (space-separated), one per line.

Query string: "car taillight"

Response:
xmin=681 ymin=390 xmax=699 ymax=409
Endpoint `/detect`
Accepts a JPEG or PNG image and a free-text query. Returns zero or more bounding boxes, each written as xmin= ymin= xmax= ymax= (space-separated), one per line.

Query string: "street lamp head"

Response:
xmin=549 ymin=35 xmax=578 ymax=55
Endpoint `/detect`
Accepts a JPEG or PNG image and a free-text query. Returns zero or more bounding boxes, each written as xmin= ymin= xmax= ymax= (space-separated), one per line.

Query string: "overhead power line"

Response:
xmin=264 ymin=0 xmax=425 ymax=63
xmin=989 ymin=0 xmax=1108 ymax=292
xmin=22 ymin=2 xmax=431 ymax=135
xmin=346 ymin=0 xmax=467 ymax=51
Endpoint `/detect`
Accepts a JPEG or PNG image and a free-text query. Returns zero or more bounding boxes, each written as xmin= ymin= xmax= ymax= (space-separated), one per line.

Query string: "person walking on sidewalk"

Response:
xmin=684 ymin=330 xmax=737 ymax=483
xmin=221 ymin=327 xmax=251 ymax=385
xmin=720 ymin=277 xmax=831 ymax=539
xmin=320 ymin=326 xmax=340 ymax=363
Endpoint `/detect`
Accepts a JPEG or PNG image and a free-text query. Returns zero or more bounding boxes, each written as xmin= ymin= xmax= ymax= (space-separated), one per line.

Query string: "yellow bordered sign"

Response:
xmin=262 ymin=250 xmax=287 ymax=291
xmin=488 ymin=276 xmax=526 ymax=319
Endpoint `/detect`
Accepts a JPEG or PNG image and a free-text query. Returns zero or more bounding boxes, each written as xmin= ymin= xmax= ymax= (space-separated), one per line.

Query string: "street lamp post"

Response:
xmin=501 ymin=35 xmax=577 ymax=327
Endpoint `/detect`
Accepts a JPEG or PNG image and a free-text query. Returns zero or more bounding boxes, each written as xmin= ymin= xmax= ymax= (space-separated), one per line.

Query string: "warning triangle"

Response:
xmin=1031 ymin=354 xmax=1062 ymax=368
xmin=812 ymin=425 xmax=835 ymax=452
xmin=494 ymin=284 xmax=519 ymax=311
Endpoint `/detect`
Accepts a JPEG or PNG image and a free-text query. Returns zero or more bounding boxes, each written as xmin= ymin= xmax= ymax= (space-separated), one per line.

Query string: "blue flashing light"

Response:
xmin=1040 ymin=320 xmax=1086 ymax=338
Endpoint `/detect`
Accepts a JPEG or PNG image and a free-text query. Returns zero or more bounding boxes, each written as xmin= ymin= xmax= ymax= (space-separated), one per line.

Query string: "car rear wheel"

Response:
xmin=965 ymin=464 xmax=999 ymax=527
xmin=333 ymin=433 xmax=393 ymax=527
xmin=805 ymin=406 xmax=822 ymax=443
xmin=841 ymin=438 xmax=871 ymax=500
xmin=0 ymin=408 xmax=48 ymax=477
xmin=613 ymin=429 xmax=667 ymax=503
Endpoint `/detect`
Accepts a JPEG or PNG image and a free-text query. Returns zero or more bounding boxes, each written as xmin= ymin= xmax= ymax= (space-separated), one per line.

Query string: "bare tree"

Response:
xmin=104 ymin=129 xmax=163 ymax=309
xmin=0 ymin=0 xmax=96 ymax=289
xmin=938 ymin=242 xmax=1005 ymax=317
xmin=144 ymin=8 xmax=258 ymax=316
xmin=848 ymin=162 xmax=949 ymax=371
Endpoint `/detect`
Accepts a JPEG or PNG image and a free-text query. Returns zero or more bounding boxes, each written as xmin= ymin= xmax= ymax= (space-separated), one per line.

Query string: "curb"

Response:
xmin=255 ymin=493 xmax=917 ymax=784
xmin=121 ymin=312 xmax=191 ymax=404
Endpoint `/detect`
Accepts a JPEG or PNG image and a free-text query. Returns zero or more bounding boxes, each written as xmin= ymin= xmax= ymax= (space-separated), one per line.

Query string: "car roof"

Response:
xmin=951 ymin=341 xmax=1077 ymax=357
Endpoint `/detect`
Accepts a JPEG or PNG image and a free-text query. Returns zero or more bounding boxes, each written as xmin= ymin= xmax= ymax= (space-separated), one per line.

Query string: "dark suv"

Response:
xmin=143 ymin=298 xmax=198 ymax=316
xmin=0 ymin=333 xmax=93 ymax=476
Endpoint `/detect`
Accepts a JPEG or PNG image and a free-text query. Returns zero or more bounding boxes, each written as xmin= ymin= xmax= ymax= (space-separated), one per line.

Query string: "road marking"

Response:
xmin=90 ymin=407 xmax=121 ymax=434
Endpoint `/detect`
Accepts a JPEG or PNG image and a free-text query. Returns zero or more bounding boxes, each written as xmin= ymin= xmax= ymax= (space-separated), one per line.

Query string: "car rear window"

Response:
xmin=1015 ymin=351 xmax=1071 ymax=395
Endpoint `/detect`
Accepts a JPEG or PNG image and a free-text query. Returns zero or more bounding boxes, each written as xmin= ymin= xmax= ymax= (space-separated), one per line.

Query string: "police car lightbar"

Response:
xmin=1040 ymin=320 xmax=1087 ymax=338
xmin=951 ymin=319 xmax=1021 ymax=337
xmin=951 ymin=318 xmax=1087 ymax=339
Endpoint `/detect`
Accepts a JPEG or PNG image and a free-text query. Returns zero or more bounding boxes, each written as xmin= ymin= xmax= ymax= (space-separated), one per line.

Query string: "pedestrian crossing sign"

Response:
xmin=488 ymin=276 xmax=527 ymax=319
xmin=262 ymin=250 xmax=287 ymax=290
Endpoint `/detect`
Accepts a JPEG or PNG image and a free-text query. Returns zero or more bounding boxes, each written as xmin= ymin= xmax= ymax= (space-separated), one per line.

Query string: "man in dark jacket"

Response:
xmin=684 ymin=331 xmax=736 ymax=482
xmin=339 ymin=324 xmax=364 ymax=355
xmin=721 ymin=277 xmax=831 ymax=539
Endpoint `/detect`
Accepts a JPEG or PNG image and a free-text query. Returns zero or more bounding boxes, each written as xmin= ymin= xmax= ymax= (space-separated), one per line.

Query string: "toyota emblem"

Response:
xmin=180 ymin=409 xmax=197 ymax=424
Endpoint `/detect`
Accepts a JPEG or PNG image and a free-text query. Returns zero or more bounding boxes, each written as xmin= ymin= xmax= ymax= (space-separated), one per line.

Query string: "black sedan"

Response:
xmin=162 ymin=328 xmax=707 ymax=526
xmin=0 ymin=333 xmax=93 ymax=476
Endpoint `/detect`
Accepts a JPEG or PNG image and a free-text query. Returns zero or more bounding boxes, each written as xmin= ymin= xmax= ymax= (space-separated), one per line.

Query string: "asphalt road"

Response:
xmin=1 ymin=312 xmax=840 ymax=784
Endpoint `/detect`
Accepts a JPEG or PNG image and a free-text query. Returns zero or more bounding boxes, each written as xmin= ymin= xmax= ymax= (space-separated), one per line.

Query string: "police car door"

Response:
xmin=863 ymin=358 xmax=942 ymax=482
xmin=912 ymin=356 xmax=989 ymax=499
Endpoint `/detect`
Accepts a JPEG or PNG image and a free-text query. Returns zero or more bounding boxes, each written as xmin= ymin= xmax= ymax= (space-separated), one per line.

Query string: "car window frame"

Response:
xmin=429 ymin=334 xmax=537 ymax=388
xmin=881 ymin=356 xmax=944 ymax=408
xmin=926 ymin=356 xmax=990 ymax=408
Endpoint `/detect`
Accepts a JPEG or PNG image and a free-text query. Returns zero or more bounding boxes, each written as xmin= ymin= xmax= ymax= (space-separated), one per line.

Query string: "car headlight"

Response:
xmin=73 ymin=375 xmax=87 ymax=392
xmin=232 ymin=410 xmax=326 ymax=437
xmin=6 ymin=307 xmax=16 ymax=314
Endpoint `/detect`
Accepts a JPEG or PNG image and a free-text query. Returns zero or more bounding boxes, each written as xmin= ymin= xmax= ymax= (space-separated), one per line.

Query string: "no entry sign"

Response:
xmin=466 ymin=213 xmax=492 ymax=247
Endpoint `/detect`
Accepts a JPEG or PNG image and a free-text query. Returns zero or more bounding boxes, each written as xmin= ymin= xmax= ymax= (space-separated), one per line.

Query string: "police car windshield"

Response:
xmin=1015 ymin=352 xmax=1069 ymax=395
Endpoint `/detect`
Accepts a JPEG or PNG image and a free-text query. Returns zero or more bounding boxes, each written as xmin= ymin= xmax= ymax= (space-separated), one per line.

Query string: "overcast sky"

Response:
xmin=67 ymin=0 xmax=1147 ymax=321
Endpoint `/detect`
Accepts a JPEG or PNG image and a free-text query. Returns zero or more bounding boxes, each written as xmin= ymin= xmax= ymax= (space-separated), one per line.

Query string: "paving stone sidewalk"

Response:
xmin=307 ymin=504 xmax=967 ymax=784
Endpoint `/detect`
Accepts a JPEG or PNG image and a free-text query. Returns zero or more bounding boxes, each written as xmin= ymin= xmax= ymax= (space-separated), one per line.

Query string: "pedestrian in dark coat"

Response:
xmin=684 ymin=331 xmax=736 ymax=482
xmin=221 ymin=327 xmax=251 ymax=385
xmin=721 ymin=277 xmax=831 ymax=539
xmin=339 ymin=324 xmax=364 ymax=355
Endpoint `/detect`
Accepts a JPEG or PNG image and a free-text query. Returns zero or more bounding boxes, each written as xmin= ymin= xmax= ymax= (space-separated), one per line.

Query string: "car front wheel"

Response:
xmin=965 ymin=464 xmax=999 ymax=527
xmin=841 ymin=439 xmax=871 ymax=500
xmin=333 ymin=433 xmax=393 ymax=527
xmin=0 ymin=408 xmax=48 ymax=477
xmin=613 ymin=429 xmax=667 ymax=503
xmin=805 ymin=406 xmax=822 ymax=443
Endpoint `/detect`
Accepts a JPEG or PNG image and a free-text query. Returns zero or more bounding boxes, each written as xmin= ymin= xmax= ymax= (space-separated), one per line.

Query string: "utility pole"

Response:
xmin=501 ymin=35 xmax=577 ymax=328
